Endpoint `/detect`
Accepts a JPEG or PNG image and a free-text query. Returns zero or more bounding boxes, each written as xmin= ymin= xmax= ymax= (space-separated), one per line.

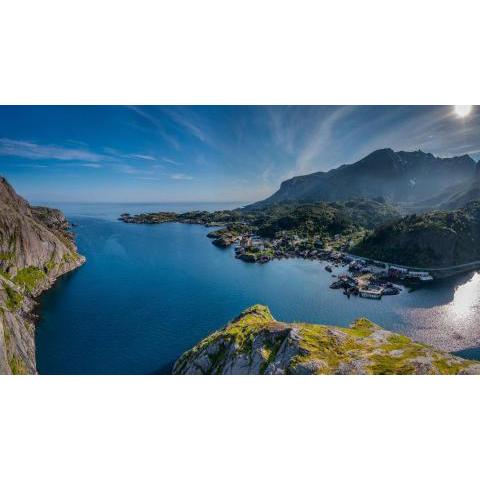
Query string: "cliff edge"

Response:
xmin=173 ymin=305 xmax=480 ymax=375
xmin=0 ymin=177 xmax=85 ymax=374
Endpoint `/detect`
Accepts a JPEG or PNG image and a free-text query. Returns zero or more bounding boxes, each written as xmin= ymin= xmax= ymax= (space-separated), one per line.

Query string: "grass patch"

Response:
xmin=433 ymin=357 xmax=468 ymax=375
xmin=13 ymin=266 xmax=46 ymax=293
xmin=3 ymin=283 xmax=24 ymax=311
xmin=9 ymin=355 xmax=28 ymax=375
xmin=223 ymin=305 xmax=275 ymax=354
xmin=62 ymin=252 xmax=80 ymax=264
xmin=0 ymin=251 xmax=15 ymax=262
xmin=45 ymin=258 xmax=57 ymax=274
xmin=369 ymin=354 xmax=416 ymax=375
xmin=343 ymin=318 xmax=378 ymax=338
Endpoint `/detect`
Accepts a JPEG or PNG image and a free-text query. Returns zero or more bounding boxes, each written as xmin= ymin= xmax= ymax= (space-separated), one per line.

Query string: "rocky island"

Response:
xmin=173 ymin=305 xmax=480 ymax=375
xmin=0 ymin=177 xmax=85 ymax=374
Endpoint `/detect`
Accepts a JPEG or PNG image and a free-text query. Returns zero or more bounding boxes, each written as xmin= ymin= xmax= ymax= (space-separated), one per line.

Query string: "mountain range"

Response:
xmin=251 ymin=148 xmax=480 ymax=210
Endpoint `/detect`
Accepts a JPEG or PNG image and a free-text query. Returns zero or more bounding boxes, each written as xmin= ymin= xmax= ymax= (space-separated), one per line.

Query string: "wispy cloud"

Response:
xmin=0 ymin=138 xmax=182 ymax=179
xmin=170 ymin=173 xmax=194 ymax=180
xmin=161 ymin=156 xmax=181 ymax=165
xmin=118 ymin=165 xmax=147 ymax=175
xmin=267 ymin=106 xmax=299 ymax=155
xmin=122 ymin=153 xmax=181 ymax=165
xmin=79 ymin=163 xmax=102 ymax=169
xmin=293 ymin=106 xmax=357 ymax=176
xmin=161 ymin=107 xmax=215 ymax=147
xmin=126 ymin=106 xmax=180 ymax=149
xmin=126 ymin=153 xmax=156 ymax=161
xmin=0 ymin=138 xmax=106 ymax=162
xmin=135 ymin=176 xmax=158 ymax=181
xmin=128 ymin=105 xmax=218 ymax=149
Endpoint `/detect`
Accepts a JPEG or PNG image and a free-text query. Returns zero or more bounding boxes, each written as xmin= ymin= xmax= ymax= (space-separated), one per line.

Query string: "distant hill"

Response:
xmin=351 ymin=201 xmax=480 ymax=268
xmin=250 ymin=199 xmax=401 ymax=238
xmin=251 ymin=148 xmax=478 ymax=208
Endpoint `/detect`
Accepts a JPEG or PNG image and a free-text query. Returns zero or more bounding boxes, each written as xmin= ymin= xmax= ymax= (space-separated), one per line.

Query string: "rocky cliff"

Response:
xmin=0 ymin=176 xmax=85 ymax=374
xmin=173 ymin=305 xmax=480 ymax=375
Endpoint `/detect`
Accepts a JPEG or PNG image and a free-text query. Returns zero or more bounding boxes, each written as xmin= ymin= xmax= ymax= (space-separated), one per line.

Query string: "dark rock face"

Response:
xmin=173 ymin=305 xmax=480 ymax=375
xmin=0 ymin=176 xmax=85 ymax=374
xmin=252 ymin=149 xmax=477 ymax=207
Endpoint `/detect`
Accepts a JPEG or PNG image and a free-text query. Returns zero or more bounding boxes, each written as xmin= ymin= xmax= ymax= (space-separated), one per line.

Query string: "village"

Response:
xmin=119 ymin=211 xmax=436 ymax=301
xmin=208 ymin=229 xmax=434 ymax=301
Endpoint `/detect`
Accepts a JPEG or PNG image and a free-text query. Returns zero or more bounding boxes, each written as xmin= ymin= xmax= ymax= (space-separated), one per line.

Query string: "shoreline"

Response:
xmin=118 ymin=212 xmax=438 ymax=300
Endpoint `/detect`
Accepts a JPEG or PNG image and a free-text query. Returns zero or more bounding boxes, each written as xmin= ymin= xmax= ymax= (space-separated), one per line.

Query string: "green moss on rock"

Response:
xmin=3 ymin=283 xmax=24 ymax=311
xmin=9 ymin=355 xmax=28 ymax=375
xmin=13 ymin=266 xmax=46 ymax=293
xmin=62 ymin=251 xmax=80 ymax=264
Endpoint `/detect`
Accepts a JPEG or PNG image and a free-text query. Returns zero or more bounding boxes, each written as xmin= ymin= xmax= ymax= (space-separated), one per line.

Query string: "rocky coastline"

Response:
xmin=118 ymin=208 xmax=430 ymax=300
xmin=0 ymin=177 xmax=85 ymax=374
xmin=118 ymin=207 xmax=368 ymax=265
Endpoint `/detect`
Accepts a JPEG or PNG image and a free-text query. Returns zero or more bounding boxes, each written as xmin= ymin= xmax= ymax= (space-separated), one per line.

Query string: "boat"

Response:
xmin=383 ymin=286 xmax=401 ymax=295
xmin=359 ymin=287 xmax=383 ymax=299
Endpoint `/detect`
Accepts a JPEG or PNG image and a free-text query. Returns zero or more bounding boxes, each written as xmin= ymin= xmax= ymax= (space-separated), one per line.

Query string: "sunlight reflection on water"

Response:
xmin=403 ymin=272 xmax=480 ymax=351
xmin=446 ymin=272 xmax=480 ymax=324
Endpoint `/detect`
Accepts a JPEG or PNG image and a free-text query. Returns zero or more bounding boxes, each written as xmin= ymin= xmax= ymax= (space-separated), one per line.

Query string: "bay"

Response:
xmin=35 ymin=203 xmax=480 ymax=373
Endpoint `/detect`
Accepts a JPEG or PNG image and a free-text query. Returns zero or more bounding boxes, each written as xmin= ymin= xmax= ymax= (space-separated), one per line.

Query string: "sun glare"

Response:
xmin=454 ymin=105 xmax=472 ymax=118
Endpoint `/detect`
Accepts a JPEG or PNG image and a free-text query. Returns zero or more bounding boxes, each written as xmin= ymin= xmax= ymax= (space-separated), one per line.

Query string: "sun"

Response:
xmin=454 ymin=105 xmax=472 ymax=118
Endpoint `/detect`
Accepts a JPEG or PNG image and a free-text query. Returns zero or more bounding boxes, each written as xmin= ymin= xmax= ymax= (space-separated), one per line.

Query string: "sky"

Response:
xmin=1 ymin=105 xmax=479 ymax=203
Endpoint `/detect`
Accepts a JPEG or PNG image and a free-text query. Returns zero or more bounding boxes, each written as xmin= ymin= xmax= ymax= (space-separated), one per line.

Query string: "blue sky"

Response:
xmin=1 ymin=105 xmax=479 ymax=203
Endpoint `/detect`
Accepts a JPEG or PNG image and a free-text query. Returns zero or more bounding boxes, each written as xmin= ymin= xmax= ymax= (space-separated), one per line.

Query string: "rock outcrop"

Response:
xmin=173 ymin=305 xmax=480 ymax=375
xmin=0 ymin=176 xmax=85 ymax=374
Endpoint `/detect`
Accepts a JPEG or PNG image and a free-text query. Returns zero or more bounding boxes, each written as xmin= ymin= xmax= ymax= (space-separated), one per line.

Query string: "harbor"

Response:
xmin=221 ymin=229 xmax=435 ymax=301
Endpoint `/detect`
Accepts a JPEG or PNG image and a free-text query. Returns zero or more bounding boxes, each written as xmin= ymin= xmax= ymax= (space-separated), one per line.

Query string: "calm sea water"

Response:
xmin=35 ymin=202 xmax=480 ymax=374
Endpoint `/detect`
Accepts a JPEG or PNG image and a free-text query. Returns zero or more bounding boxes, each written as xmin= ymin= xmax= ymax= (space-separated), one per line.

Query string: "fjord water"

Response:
xmin=35 ymin=203 xmax=480 ymax=374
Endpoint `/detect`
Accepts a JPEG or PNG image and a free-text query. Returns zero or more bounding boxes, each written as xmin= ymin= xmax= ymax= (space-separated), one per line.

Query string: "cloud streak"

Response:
xmin=294 ymin=106 xmax=357 ymax=175
xmin=161 ymin=107 xmax=216 ymax=148
xmin=126 ymin=106 xmax=180 ymax=149
xmin=0 ymin=138 xmax=106 ymax=162
xmin=170 ymin=173 xmax=194 ymax=180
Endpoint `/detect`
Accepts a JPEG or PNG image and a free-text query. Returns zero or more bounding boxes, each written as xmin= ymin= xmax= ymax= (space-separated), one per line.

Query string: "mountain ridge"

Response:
xmin=250 ymin=148 xmax=478 ymax=209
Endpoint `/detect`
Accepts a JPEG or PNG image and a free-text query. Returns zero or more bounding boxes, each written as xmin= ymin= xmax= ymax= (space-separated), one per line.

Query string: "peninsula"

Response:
xmin=120 ymin=199 xmax=400 ymax=263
